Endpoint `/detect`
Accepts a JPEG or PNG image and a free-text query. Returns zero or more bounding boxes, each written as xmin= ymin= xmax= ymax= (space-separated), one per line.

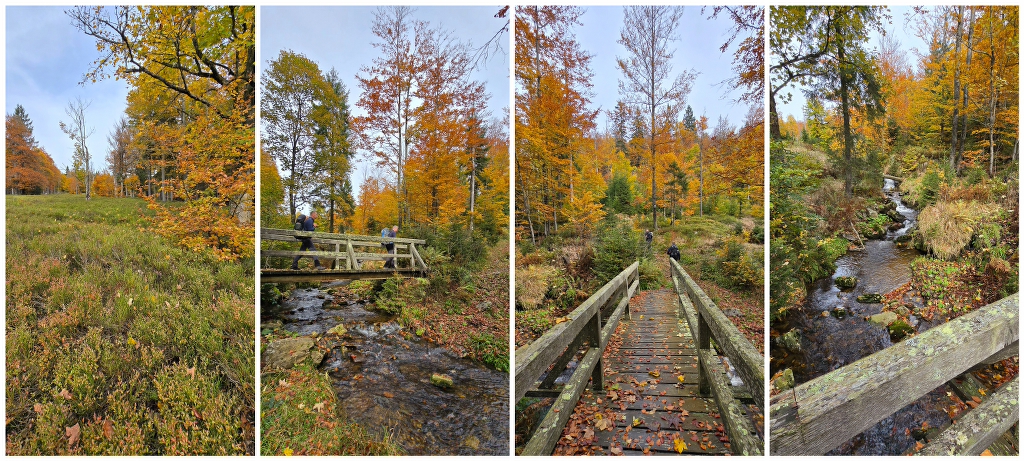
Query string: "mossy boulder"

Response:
xmin=888 ymin=319 xmax=915 ymax=341
xmin=263 ymin=337 xmax=322 ymax=370
xmin=327 ymin=323 xmax=347 ymax=336
xmin=430 ymin=373 xmax=453 ymax=388
xmin=771 ymin=369 xmax=795 ymax=393
xmin=835 ymin=276 xmax=858 ymax=290
xmin=857 ymin=293 xmax=884 ymax=304
xmin=778 ymin=329 xmax=802 ymax=353
xmin=830 ymin=306 xmax=849 ymax=319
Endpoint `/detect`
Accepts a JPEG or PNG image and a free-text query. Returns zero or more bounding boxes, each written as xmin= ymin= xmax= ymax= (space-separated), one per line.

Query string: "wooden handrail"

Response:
xmin=515 ymin=261 xmax=639 ymax=455
xmin=770 ymin=293 xmax=1019 ymax=455
xmin=670 ymin=258 xmax=764 ymax=455
xmin=261 ymin=227 xmax=426 ymax=245
xmin=260 ymin=227 xmax=428 ymax=272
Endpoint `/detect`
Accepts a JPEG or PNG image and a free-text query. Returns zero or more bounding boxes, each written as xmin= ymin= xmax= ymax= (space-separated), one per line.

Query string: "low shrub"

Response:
xmin=515 ymin=264 xmax=558 ymax=310
xmin=917 ymin=200 xmax=1000 ymax=260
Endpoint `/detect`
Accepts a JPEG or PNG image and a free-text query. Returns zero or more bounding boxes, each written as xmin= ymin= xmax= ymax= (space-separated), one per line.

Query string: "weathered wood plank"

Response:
xmin=514 ymin=261 xmax=637 ymax=402
xmin=260 ymin=233 xmax=410 ymax=250
xmin=261 ymin=227 xmax=425 ymax=244
xmin=770 ymin=293 xmax=1019 ymax=456
xmin=520 ymin=347 xmax=602 ymax=455
xmin=600 ymin=279 xmax=639 ymax=351
xmin=697 ymin=348 xmax=762 ymax=455
xmin=261 ymin=250 xmax=412 ymax=260
xmin=920 ymin=377 xmax=1019 ymax=456
xmin=260 ymin=268 xmax=421 ymax=283
xmin=538 ymin=334 xmax=586 ymax=390
xmin=672 ymin=258 xmax=763 ymax=410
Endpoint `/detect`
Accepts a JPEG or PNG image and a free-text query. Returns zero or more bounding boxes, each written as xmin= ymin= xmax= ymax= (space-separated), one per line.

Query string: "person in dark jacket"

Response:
xmin=667 ymin=242 xmax=680 ymax=262
xmin=292 ymin=211 xmax=324 ymax=270
xmin=383 ymin=225 xmax=398 ymax=268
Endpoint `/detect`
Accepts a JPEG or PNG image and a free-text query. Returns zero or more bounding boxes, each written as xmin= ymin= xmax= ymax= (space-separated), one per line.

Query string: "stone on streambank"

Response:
xmin=888 ymin=319 xmax=915 ymax=341
xmin=835 ymin=276 xmax=858 ymax=290
xmin=830 ymin=306 xmax=848 ymax=319
xmin=867 ymin=311 xmax=898 ymax=327
xmin=771 ymin=369 xmax=795 ymax=393
xmin=430 ymin=373 xmax=454 ymax=388
xmin=857 ymin=293 xmax=884 ymax=304
xmin=778 ymin=329 xmax=802 ymax=353
xmin=263 ymin=337 xmax=324 ymax=369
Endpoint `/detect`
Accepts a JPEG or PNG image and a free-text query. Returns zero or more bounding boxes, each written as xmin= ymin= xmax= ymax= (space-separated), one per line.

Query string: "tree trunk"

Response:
xmin=469 ymin=148 xmax=476 ymax=233
xmin=959 ymin=7 xmax=975 ymax=174
xmin=950 ymin=6 xmax=965 ymax=172
xmin=838 ymin=34 xmax=855 ymax=198
xmin=769 ymin=86 xmax=782 ymax=139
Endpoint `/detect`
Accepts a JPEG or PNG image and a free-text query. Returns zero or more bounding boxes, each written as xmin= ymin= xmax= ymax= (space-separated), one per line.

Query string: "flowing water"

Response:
xmin=264 ymin=285 xmax=509 ymax=455
xmin=773 ymin=179 xmax=952 ymax=455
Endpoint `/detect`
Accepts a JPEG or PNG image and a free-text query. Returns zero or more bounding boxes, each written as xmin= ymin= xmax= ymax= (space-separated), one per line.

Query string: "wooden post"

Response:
xmin=697 ymin=308 xmax=711 ymax=396
xmin=334 ymin=243 xmax=341 ymax=270
xmin=346 ymin=240 xmax=358 ymax=270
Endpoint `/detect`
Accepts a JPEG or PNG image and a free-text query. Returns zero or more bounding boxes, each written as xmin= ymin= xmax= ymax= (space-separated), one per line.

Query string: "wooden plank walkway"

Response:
xmin=554 ymin=288 xmax=731 ymax=455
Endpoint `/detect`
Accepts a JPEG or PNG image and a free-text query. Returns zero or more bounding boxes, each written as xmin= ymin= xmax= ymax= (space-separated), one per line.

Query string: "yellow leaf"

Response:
xmin=283 ymin=448 xmax=294 ymax=456
xmin=674 ymin=438 xmax=687 ymax=453
xmin=677 ymin=375 xmax=685 ymax=383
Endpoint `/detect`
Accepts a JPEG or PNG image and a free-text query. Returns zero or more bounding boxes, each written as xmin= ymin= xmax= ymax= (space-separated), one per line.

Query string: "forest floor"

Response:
xmin=6 ymin=195 xmax=255 ymax=455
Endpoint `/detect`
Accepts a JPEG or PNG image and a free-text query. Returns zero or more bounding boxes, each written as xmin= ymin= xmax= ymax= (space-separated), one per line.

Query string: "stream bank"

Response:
xmin=262 ymin=283 xmax=509 ymax=455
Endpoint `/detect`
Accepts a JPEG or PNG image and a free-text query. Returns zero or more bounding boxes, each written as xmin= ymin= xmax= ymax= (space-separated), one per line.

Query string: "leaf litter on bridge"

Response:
xmin=554 ymin=289 xmax=731 ymax=455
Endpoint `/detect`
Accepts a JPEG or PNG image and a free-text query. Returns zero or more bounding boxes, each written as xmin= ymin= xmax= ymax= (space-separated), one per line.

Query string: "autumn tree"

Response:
xmin=706 ymin=6 xmax=765 ymax=105
xmin=106 ymin=116 xmax=137 ymax=197
xmin=70 ymin=5 xmax=256 ymax=260
xmin=6 ymin=109 xmax=61 ymax=195
xmin=310 ymin=69 xmax=355 ymax=233
xmin=262 ymin=49 xmax=337 ymax=219
xmin=617 ymin=5 xmax=697 ymax=229
xmin=516 ymin=6 xmax=600 ymax=242
xmin=354 ymin=6 xmax=418 ymax=226
xmin=60 ymin=97 xmax=96 ymax=200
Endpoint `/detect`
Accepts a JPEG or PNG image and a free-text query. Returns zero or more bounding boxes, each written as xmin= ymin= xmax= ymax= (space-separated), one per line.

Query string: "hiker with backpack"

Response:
xmin=291 ymin=211 xmax=324 ymax=270
xmin=667 ymin=242 xmax=681 ymax=262
xmin=382 ymin=225 xmax=398 ymax=269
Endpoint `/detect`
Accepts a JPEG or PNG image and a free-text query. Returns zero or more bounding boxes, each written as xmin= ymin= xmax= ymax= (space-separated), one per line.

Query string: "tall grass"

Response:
xmin=6 ymin=195 xmax=254 ymax=454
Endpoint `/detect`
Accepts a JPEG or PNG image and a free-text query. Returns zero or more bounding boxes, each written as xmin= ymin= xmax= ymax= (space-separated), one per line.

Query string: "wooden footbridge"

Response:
xmin=770 ymin=293 xmax=1019 ymax=455
xmin=515 ymin=259 xmax=764 ymax=455
xmin=260 ymin=228 xmax=427 ymax=283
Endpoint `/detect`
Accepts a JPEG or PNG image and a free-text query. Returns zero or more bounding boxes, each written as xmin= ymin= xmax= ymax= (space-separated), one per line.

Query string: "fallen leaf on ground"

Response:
xmin=66 ymin=423 xmax=80 ymax=448
xmin=59 ymin=388 xmax=73 ymax=400
xmin=674 ymin=438 xmax=687 ymax=453
xmin=383 ymin=392 xmax=395 ymax=398
xmin=102 ymin=420 xmax=114 ymax=438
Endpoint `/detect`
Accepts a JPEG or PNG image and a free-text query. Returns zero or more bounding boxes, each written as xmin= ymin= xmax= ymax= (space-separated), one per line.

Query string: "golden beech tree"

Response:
xmin=69 ymin=5 xmax=255 ymax=260
xmin=515 ymin=6 xmax=600 ymax=242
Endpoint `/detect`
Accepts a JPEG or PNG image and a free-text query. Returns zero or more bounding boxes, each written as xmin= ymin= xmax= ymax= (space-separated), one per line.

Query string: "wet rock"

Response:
xmin=856 ymin=293 xmax=883 ymax=304
xmin=888 ymin=319 xmax=914 ymax=341
xmin=328 ymin=323 xmax=348 ymax=336
xmin=835 ymin=276 xmax=858 ymax=290
xmin=779 ymin=329 xmax=802 ymax=353
xmin=888 ymin=221 xmax=904 ymax=231
xmin=477 ymin=301 xmax=492 ymax=312
xmin=831 ymin=306 xmax=848 ymax=319
xmin=263 ymin=337 xmax=319 ymax=369
xmin=722 ymin=308 xmax=743 ymax=318
xmin=430 ymin=373 xmax=454 ymax=389
xmin=771 ymin=368 xmax=795 ymax=392
xmin=867 ymin=311 xmax=898 ymax=327
xmin=463 ymin=435 xmax=480 ymax=450
xmin=895 ymin=232 xmax=913 ymax=243
xmin=896 ymin=305 xmax=911 ymax=317
xmin=261 ymin=319 xmax=283 ymax=330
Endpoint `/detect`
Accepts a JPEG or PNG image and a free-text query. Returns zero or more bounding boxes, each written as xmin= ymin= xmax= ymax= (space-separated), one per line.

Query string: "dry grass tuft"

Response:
xmin=515 ymin=264 xmax=559 ymax=310
xmin=917 ymin=200 xmax=999 ymax=260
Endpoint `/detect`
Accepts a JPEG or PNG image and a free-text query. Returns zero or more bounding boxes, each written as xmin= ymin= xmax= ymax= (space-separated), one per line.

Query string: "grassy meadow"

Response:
xmin=5 ymin=195 xmax=255 ymax=454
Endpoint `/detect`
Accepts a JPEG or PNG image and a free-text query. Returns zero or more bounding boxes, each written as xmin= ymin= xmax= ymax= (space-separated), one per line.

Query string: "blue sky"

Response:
xmin=261 ymin=6 xmax=510 ymax=205
xmin=774 ymin=6 xmax=928 ymax=121
xmin=575 ymin=6 xmax=758 ymax=132
xmin=6 ymin=6 xmax=130 ymax=173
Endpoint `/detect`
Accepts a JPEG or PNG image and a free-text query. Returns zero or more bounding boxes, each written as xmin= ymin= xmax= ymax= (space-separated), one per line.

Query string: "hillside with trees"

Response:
xmin=769 ymin=6 xmax=1018 ymax=455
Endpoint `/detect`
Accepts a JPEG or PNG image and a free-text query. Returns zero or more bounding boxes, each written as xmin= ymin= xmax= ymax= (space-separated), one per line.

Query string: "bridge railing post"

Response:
xmin=587 ymin=311 xmax=603 ymax=391
xmin=697 ymin=308 xmax=711 ymax=396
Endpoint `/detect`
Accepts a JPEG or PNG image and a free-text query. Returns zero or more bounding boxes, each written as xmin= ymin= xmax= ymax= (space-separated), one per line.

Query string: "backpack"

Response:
xmin=294 ymin=214 xmax=306 ymax=231
xmin=381 ymin=228 xmax=389 ymax=247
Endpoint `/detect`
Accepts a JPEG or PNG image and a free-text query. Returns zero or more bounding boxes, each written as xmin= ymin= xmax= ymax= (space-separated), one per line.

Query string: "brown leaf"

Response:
xmin=102 ymin=420 xmax=114 ymax=438
xmin=312 ymin=402 xmax=325 ymax=413
xmin=186 ymin=367 xmax=196 ymax=379
xmin=66 ymin=423 xmax=81 ymax=448
xmin=59 ymin=388 xmax=73 ymax=400
xmin=383 ymin=392 xmax=395 ymax=399
xmin=610 ymin=444 xmax=623 ymax=455
xmin=33 ymin=403 xmax=44 ymax=414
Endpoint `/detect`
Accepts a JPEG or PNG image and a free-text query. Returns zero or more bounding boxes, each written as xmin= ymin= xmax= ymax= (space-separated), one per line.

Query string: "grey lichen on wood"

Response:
xmin=920 ymin=377 xmax=1018 ymax=455
xmin=520 ymin=347 xmax=602 ymax=455
xmin=770 ymin=293 xmax=1019 ymax=456
xmin=698 ymin=348 xmax=763 ymax=455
